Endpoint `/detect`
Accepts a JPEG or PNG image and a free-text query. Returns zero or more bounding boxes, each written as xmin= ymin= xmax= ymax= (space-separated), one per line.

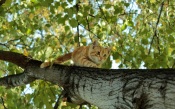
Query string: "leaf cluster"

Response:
xmin=0 ymin=0 xmax=175 ymax=108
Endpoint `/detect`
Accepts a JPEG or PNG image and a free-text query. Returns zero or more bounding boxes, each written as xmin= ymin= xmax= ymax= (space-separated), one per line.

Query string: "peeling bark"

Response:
xmin=0 ymin=50 xmax=175 ymax=109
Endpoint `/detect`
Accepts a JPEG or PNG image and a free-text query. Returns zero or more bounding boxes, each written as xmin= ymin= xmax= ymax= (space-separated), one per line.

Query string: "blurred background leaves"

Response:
xmin=0 ymin=0 xmax=175 ymax=108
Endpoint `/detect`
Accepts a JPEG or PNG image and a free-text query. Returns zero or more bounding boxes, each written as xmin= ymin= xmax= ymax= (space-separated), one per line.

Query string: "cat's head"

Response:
xmin=88 ymin=40 xmax=111 ymax=65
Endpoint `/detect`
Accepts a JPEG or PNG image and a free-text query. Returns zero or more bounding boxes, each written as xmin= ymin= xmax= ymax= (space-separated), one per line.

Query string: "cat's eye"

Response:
xmin=97 ymin=51 xmax=100 ymax=55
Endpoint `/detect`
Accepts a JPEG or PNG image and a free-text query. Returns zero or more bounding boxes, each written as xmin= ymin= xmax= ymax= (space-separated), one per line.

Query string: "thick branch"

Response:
xmin=1 ymin=51 xmax=175 ymax=108
xmin=0 ymin=72 xmax=36 ymax=88
xmin=0 ymin=50 xmax=36 ymax=87
xmin=0 ymin=50 xmax=31 ymax=68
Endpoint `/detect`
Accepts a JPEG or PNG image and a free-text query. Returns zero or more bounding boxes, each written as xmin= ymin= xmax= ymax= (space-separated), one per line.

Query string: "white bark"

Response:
xmin=0 ymin=55 xmax=175 ymax=109
xmin=26 ymin=64 xmax=175 ymax=109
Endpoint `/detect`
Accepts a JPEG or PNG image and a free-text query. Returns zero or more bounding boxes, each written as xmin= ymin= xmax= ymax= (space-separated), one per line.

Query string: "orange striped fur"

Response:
xmin=40 ymin=40 xmax=111 ymax=68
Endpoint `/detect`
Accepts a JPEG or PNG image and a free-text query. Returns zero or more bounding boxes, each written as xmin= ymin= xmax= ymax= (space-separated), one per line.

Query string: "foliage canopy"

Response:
xmin=0 ymin=0 xmax=174 ymax=108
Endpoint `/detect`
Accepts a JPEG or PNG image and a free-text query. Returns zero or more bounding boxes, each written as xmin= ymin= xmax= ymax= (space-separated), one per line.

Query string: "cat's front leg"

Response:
xmin=40 ymin=62 xmax=51 ymax=68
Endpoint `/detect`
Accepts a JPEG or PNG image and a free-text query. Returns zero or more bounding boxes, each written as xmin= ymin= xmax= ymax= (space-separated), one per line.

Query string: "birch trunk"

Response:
xmin=26 ymin=62 xmax=175 ymax=109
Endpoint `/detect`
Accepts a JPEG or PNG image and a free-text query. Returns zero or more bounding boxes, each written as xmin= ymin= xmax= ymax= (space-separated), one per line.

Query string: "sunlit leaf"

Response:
xmin=31 ymin=0 xmax=39 ymax=4
xmin=150 ymin=0 xmax=156 ymax=4
xmin=45 ymin=47 xmax=53 ymax=58
xmin=2 ymin=0 xmax=12 ymax=8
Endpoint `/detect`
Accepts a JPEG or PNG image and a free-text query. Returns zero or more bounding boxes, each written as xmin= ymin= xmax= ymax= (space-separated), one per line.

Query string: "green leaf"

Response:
xmin=121 ymin=23 xmax=127 ymax=31
xmin=66 ymin=8 xmax=74 ymax=18
xmin=150 ymin=0 xmax=156 ymax=4
xmin=113 ymin=52 xmax=120 ymax=59
xmin=144 ymin=56 xmax=153 ymax=65
xmin=41 ymin=0 xmax=53 ymax=6
xmin=102 ymin=57 xmax=112 ymax=69
xmin=124 ymin=3 xmax=130 ymax=7
xmin=45 ymin=23 xmax=51 ymax=27
xmin=171 ymin=50 xmax=175 ymax=55
xmin=127 ymin=20 xmax=134 ymax=27
xmin=141 ymin=38 xmax=148 ymax=45
xmin=0 ymin=7 xmax=5 ymax=16
xmin=57 ymin=17 xmax=66 ymax=24
xmin=2 ymin=0 xmax=12 ymax=8
xmin=114 ymin=5 xmax=123 ymax=14
xmin=74 ymin=36 xmax=79 ymax=42
xmin=31 ymin=0 xmax=39 ymax=4
xmin=166 ymin=28 xmax=173 ymax=34
xmin=170 ymin=44 xmax=175 ymax=48
xmin=67 ymin=0 xmax=72 ymax=3
xmin=65 ymin=26 xmax=70 ymax=31
xmin=69 ymin=18 xmax=78 ymax=27
xmin=61 ymin=2 xmax=68 ymax=7
xmin=168 ymin=35 xmax=174 ymax=42
xmin=105 ymin=4 xmax=112 ymax=8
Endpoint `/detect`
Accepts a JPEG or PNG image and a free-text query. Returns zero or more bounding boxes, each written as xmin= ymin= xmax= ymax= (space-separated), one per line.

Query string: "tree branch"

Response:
xmin=148 ymin=1 xmax=164 ymax=54
xmin=86 ymin=17 xmax=93 ymax=42
xmin=1 ymin=50 xmax=175 ymax=108
xmin=77 ymin=23 xmax=80 ymax=47
xmin=0 ymin=72 xmax=36 ymax=88
xmin=1 ymin=97 xmax=7 ymax=109
xmin=96 ymin=0 xmax=108 ymax=23
xmin=0 ymin=50 xmax=36 ymax=87
xmin=75 ymin=1 xmax=80 ymax=47
xmin=0 ymin=50 xmax=31 ymax=68
xmin=54 ymin=89 xmax=65 ymax=109
xmin=0 ymin=43 xmax=9 ymax=48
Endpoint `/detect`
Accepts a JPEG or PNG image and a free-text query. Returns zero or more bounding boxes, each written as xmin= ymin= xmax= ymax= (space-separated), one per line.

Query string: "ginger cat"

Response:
xmin=40 ymin=40 xmax=111 ymax=68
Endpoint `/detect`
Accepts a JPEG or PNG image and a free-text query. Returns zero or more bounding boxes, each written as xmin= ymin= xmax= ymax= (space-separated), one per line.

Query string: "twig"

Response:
xmin=95 ymin=0 xmax=108 ymax=23
xmin=77 ymin=25 xmax=80 ymax=47
xmin=54 ymin=97 xmax=60 ymax=109
xmin=148 ymin=1 xmax=164 ymax=54
xmin=156 ymin=32 xmax=161 ymax=54
xmin=79 ymin=25 xmax=97 ymax=37
xmin=75 ymin=1 xmax=81 ymax=47
xmin=1 ymin=97 xmax=7 ymax=109
xmin=0 ymin=37 xmax=27 ymax=49
xmin=7 ymin=37 xmax=23 ymax=43
xmin=55 ymin=36 xmax=70 ymax=53
xmin=54 ymin=90 xmax=65 ymax=109
xmin=86 ymin=17 xmax=93 ymax=42
xmin=0 ymin=43 xmax=9 ymax=48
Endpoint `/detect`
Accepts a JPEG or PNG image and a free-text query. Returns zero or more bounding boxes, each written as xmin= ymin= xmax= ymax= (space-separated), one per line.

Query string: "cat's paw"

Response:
xmin=40 ymin=62 xmax=50 ymax=68
xmin=89 ymin=64 xmax=98 ymax=68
